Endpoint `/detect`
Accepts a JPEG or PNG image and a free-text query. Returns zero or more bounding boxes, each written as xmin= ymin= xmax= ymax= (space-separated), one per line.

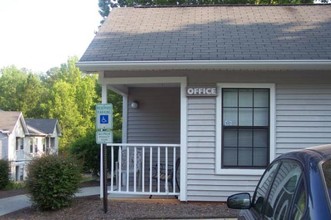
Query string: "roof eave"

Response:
xmin=77 ymin=60 xmax=331 ymax=72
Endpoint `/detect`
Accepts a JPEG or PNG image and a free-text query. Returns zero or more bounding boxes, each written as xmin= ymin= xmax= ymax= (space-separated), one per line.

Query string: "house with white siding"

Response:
xmin=77 ymin=5 xmax=331 ymax=202
xmin=0 ymin=112 xmax=61 ymax=181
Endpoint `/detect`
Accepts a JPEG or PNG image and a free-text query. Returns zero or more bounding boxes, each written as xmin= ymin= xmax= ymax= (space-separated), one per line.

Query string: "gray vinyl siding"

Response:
xmin=276 ymin=84 xmax=331 ymax=156
xmin=187 ymin=96 xmax=260 ymax=201
xmin=127 ymin=87 xmax=180 ymax=144
xmin=186 ymin=82 xmax=331 ymax=202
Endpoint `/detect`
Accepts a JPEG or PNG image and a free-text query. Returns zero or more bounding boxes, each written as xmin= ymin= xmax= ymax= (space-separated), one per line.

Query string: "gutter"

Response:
xmin=76 ymin=60 xmax=331 ymax=72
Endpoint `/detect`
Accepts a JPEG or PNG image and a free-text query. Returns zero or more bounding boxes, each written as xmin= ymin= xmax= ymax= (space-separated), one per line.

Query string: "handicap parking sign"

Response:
xmin=100 ymin=115 xmax=109 ymax=124
xmin=96 ymin=104 xmax=113 ymax=130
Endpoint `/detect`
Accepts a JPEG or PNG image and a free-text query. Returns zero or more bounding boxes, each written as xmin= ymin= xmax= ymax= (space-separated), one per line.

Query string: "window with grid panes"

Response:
xmin=222 ymin=88 xmax=269 ymax=168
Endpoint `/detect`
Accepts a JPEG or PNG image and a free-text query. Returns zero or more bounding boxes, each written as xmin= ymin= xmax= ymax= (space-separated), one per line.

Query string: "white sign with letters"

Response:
xmin=96 ymin=104 xmax=113 ymax=130
xmin=186 ymin=87 xmax=217 ymax=97
xmin=96 ymin=131 xmax=113 ymax=144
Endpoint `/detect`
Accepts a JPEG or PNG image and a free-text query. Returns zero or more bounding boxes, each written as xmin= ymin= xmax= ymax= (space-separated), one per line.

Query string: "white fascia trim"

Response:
xmin=77 ymin=60 xmax=331 ymax=71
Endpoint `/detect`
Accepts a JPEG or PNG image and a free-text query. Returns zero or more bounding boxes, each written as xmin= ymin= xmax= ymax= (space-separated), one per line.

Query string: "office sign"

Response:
xmin=186 ymin=87 xmax=217 ymax=97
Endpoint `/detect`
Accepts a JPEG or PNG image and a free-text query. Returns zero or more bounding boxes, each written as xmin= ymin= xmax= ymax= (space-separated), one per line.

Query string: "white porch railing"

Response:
xmin=107 ymin=143 xmax=180 ymax=197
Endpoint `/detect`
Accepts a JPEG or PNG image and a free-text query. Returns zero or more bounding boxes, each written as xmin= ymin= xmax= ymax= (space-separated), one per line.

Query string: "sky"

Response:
xmin=0 ymin=0 xmax=101 ymax=73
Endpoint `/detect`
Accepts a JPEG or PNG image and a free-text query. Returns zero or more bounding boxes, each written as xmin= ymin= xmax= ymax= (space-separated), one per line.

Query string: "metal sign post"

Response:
xmin=102 ymin=143 xmax=107 ymax=213
xmin=96 ymin=104 xmax=113 ymax=214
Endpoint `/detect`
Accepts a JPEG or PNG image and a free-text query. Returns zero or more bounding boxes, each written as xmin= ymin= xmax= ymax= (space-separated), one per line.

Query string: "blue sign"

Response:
xmin=100 ymin=115 xmax=109 ymax=124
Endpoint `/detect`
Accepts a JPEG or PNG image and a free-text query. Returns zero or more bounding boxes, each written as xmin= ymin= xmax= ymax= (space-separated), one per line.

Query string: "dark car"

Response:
xmin=227 ymin=144 xmax=331 ymax=220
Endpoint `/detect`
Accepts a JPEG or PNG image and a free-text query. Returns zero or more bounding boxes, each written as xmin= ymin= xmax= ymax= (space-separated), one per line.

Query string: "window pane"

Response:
xmin=223 ymin=89 xmax=237 ymax=107
xmin=223 ymin=148 xmax=237 ymax=166
xmin=254 ymin=108 xmax=268 ymax=126
xmin=223 ymin=108 xmax=238 ymax=126
xmin=253 ymin=148 xmax=268 ymax=166
xmin=223 ymin=129 xmax=238 ymax=147
xmin=239 ymin=108 xmax=253 ymax=126
xmin=321 ymin=160 xmax=331 ymax=207
xmin=291 ymin=181 xmax=306 ymax=220
xmin=254 ymin=129 xmax=268 ymax=148
xmin=238 ymin=129 xmax=252 ymax=147
xmin=253 ymin=162 xmax=280 ymax=214
xmin=266 ymin=161 xmax=302 ymax=219
xmin=238 ymin=148 xmax=252 ymax=166
xmin=254 ymin=89 xmax=269 ymax=107
xmin=239 ymin=89 xmax=253 ymax=107
xmin=221 ymin=87 xmax=270 ymax=169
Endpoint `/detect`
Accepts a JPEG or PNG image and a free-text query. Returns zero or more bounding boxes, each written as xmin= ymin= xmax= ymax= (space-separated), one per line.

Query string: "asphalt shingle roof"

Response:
xmin=0 ymin=111 xmax=22 ymax=133
xmin=25 ymin=119 xmax=58 ymax=135
xmin=80 ymin=5 xmax=331 ymax=62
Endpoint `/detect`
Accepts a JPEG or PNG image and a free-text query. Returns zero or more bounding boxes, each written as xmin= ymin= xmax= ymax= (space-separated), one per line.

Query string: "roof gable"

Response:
xmin=0 ymin=111 xmax=28 ymax=134
xmin=25 ymin=119 xmax=60 ymax=136
xmin=79 ymin=5 xmax=331 ymax=65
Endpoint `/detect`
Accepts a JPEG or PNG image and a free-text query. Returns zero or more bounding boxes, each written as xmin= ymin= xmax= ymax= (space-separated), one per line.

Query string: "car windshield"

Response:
xmin=321 ymin=159 xmax=331 ymax=206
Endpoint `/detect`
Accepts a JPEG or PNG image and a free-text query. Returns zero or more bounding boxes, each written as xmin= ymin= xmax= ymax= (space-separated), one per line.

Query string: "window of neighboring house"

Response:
xmin=42 ymin=138 xmax=46 ymax=152
xmin=30 ymin=139 xmax=33 ymax=153
xmin=15 ymin=165 xmax=23 ymax=181
xmin=20 ymin=138 xmax=24 ymax=150
xmin=16 ymin=138 xmax=19 ymax=151
xmin=51 ymin=137 xmax=55 ymax=148
xmin=15 ymin=166 xmax=19 ymax=181
xmin=16 ymin=138 xmax=23 ymax=151
xmin=216 ymin=84 xmax=275 ymax=174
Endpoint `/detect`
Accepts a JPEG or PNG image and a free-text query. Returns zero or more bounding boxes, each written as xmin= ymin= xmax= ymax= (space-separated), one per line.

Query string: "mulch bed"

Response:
xmin=1 ymin=196 xmax=239 ymax=220
xmin=0 ymin=180 xmax=239 ymax=220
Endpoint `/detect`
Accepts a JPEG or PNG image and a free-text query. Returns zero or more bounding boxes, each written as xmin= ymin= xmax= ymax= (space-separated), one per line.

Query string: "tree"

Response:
xmin=0 ymin=66 xmax=47 ymax=118
xmin=46 ymin=57 xmax=99 ymax=151
xmin=0 ymin=58 xmax=123 ymax=156
xmin=98 ymin=0 xmax=314 ymax=20
xmin=21 ymin=74 xmax=48 ymax=118
xmin=0 ymin=66 xmax=27 ymax=112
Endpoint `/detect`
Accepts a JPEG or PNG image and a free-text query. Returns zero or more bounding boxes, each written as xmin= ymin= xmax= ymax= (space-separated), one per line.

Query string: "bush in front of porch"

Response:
xmin=26 ymin=155 xmax=82 ymax=211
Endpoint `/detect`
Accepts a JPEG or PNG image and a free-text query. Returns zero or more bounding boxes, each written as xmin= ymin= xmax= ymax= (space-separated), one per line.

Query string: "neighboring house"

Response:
xmin=77 ymin=5 xmax=331 ymax=202
xmin=0 ymin=111 xmax=28 ymax=181
xmin=25 ymin=119 xmax=61 ymax=156
xmin=0 ymin=112 xmax=60 ymax=181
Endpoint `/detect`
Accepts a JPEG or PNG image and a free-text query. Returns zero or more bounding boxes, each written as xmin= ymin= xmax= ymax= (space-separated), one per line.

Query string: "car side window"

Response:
xmin=252 ymin=161 xmax=280 ymax=214
xmin=291 ymin=180 xmax=307 ymax=220
xmin=264 ymin=160 xmax=303 ymax=220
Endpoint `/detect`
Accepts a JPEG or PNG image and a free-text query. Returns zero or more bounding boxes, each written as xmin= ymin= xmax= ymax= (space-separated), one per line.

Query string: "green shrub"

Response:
xmin=69 ymin=130 xmax=120 ymax=176
xmin=26 ymin=155 xmax=82 ymax=211
xmin=5 ymin=181 xmax=25 ymax=190
xmin=0 ymin=159 xmax=10 ymax=190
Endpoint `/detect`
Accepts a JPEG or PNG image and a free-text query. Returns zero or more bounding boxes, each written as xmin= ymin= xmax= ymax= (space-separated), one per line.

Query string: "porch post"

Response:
xmin=180 ymin=78 xmax=188 ymax=201
xmin=100 ymin=83 xmax=108 ymax=198
xmin=122 ymin=95 xmax=128 ymax=143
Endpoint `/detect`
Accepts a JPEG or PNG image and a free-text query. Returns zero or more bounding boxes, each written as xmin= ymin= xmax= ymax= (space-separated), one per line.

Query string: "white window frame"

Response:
xmin=216 ymin=83 xmax=276 ymax=175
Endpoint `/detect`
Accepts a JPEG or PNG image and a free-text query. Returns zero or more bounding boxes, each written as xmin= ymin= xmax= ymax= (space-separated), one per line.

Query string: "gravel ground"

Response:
xmin=1 ymin=196 xmax=239 ymax=220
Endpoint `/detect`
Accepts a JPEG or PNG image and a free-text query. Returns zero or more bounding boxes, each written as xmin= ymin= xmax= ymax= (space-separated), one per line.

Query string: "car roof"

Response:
xmin=277 ymin=144 xmax=331 ymax=165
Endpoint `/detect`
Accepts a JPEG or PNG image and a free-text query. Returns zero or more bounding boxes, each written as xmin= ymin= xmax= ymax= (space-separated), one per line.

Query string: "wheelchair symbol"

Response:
xmin=100 ymin=115 xmax=109 ymax=124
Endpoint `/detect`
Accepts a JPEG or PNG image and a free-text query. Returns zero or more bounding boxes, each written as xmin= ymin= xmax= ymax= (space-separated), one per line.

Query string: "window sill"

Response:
xmin=216 ymin=168 xmax=265 ymax=176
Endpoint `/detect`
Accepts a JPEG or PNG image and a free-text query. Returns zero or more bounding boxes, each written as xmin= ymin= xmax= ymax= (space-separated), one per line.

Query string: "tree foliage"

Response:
xmin=0 ymin=57 xmax=122 ymax=155
xmin=98 ymin=0 xmax=314 ymax=19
